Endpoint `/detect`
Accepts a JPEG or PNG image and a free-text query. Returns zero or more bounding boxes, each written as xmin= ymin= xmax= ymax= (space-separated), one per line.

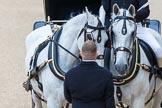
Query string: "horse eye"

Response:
xmin=86 ymin=33 xmax=93 ymax=40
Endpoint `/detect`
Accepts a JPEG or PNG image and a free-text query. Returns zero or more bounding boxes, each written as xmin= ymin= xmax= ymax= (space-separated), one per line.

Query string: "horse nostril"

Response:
xmin=124 ymin=64 xmax=127 ymax=70
xmin=115 ymin=64 xmax=128 ymax=75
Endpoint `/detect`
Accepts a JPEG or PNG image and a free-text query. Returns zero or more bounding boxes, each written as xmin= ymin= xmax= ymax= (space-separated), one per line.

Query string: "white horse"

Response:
xmin=108 ymin=4 xmax=162 ymax=108
xmin=24 ymin=6 xmax=108 ymax=108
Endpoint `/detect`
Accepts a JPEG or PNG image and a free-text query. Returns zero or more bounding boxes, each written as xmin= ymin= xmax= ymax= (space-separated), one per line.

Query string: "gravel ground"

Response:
xmin=0 ymin=0 xmax=161 ymax=108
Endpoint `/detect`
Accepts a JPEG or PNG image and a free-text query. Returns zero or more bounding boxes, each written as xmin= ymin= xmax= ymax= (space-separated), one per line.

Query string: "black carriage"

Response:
xmin=34 ymin=0 xmax=101 ymax=29
xmin=34 ymin=0 xmax=161 ymax=34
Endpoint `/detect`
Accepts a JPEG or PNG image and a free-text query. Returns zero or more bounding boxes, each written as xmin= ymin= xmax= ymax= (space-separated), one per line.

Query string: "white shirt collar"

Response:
xmin=82 ymin=60 xmax=96 ymax=62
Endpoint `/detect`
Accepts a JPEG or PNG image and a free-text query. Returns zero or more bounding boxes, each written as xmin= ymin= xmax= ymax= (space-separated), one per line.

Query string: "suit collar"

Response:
xmin=80 ymin=61 xmax=98 ymax=65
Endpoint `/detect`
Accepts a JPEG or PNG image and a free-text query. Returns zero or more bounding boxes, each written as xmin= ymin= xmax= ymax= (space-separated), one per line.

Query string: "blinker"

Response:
xmin=86 ymin=33 xmax=93 ymax=41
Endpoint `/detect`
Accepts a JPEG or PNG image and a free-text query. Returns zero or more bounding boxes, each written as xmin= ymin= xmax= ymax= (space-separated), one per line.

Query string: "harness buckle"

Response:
xmin=53 ymin=24 xmax=61 ymax=31
xmin=23 ymin=79 xmax=32 ymax=92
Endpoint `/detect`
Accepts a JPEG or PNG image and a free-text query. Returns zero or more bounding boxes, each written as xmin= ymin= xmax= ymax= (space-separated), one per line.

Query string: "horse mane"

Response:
xmin=62 ymin=11 xmax=98 ymax=35
xmin=63 ymin=12 xmax=87 ymax=32
xmin=59 ymin=12 xmax=88 ymax=50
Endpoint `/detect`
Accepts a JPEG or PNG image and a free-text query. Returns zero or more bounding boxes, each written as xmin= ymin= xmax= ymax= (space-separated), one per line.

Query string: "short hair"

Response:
xmin=82 ymin=40 xmax=97 ymax=56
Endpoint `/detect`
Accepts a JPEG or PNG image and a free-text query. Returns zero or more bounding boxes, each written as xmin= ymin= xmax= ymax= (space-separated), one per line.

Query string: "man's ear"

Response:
xmin=95 ymin=52 xmax=98 ymax=58
xmin=80 ymin=52 xmax=83 ymax=57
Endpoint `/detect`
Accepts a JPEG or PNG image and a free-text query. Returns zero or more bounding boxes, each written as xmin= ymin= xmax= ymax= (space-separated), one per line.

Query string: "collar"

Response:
xmin=82 ymin=60 xmax=96 ymax=62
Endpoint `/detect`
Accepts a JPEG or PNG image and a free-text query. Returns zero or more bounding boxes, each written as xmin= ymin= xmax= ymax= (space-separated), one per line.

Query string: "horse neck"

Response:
xmin=59 ymin=13 xmax=87 ymax=45
xmin=58 ymin=13 xmax=87 ymax=72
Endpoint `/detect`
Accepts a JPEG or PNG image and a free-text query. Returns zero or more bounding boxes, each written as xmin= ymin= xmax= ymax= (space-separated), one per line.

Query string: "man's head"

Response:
xmin=80 ymin=40 xmax=98 ymax=60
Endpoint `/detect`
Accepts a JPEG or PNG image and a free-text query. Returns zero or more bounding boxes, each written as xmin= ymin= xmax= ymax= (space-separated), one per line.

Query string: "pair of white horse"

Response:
xmin=25 ymin=4 xmax=162 ymax=108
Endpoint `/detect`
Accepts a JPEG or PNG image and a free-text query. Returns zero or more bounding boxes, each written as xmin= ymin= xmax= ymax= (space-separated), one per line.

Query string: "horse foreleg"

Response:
xmin=31 ymin=90 xmax=43 ymax=108
xmin=47 ymin=96 xmax=65 ymax=108
xmin=152 ymin=86 xmax=162 ymax=108
xmin=132 ymin=98 xmax=145 ymax=108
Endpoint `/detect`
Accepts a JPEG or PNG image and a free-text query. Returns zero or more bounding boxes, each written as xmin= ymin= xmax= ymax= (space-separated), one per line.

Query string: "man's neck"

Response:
xmin=82 ymin=59 xmax=96 ymax=62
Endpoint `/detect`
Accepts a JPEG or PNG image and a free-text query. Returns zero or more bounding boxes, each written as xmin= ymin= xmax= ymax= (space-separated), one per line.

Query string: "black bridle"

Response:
xmin=114 ymin=10 xmax=135 ymax=35
xmin=77 ymin=17 xmax=105 ymax=43
xmin=110 ymin=9 xmax=137 ymax=64
xmin=77 ymin=17 xmax=106 ymax=59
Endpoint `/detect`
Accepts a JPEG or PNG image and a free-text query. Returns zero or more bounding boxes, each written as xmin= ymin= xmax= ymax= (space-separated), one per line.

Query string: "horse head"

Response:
xmin=77 ymin=6 xmax=108 ymax=66
xmin=110 ymin=4 xmax=137 ymax=75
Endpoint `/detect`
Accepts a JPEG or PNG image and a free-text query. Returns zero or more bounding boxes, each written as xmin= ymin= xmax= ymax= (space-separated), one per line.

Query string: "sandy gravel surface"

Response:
xmin=0 ymin=0 xmax=161 ymax=108
xmin=0 ymin=0 xmax=44 ymax=108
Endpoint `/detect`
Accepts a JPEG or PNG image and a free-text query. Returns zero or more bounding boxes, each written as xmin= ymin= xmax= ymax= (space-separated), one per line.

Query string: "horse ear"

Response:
xmin=113 ymin=3 xmax=120 ymax=15
xmin=128 ymin=4 xmax=135 ymax=17
xmin=85 ymin=7 xmax=92 ymax=20
xmin=99 ymin=5 xmax=105 ymax=26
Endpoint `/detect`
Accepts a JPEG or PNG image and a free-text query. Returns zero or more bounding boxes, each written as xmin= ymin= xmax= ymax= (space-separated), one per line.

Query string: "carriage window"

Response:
xmin=86 ymin=32 xmax=94 ymax=41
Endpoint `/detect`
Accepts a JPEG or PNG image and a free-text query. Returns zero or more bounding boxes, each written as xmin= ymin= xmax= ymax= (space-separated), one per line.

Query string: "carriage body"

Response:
xmin=34 ymin=0 xmax=161 ymax=34
xmin=34 ymin=0 xmax=101 ymax=30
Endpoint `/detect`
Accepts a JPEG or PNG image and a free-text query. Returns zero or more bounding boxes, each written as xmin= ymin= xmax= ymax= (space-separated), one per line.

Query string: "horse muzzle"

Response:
xmin=115 ymin=64 xmax=128 ymax=75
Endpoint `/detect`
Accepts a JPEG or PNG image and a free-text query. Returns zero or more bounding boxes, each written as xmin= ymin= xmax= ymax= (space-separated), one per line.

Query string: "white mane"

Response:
xmin=60 ymin=13 xmax=87 ymax=42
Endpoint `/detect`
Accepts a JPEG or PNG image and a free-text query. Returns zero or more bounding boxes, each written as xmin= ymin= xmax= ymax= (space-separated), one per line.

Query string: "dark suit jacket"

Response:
xmin=64 ymin=61 xmax=115 ymax=108
xmin=102 ymin=0 xmax=150 ymax=23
